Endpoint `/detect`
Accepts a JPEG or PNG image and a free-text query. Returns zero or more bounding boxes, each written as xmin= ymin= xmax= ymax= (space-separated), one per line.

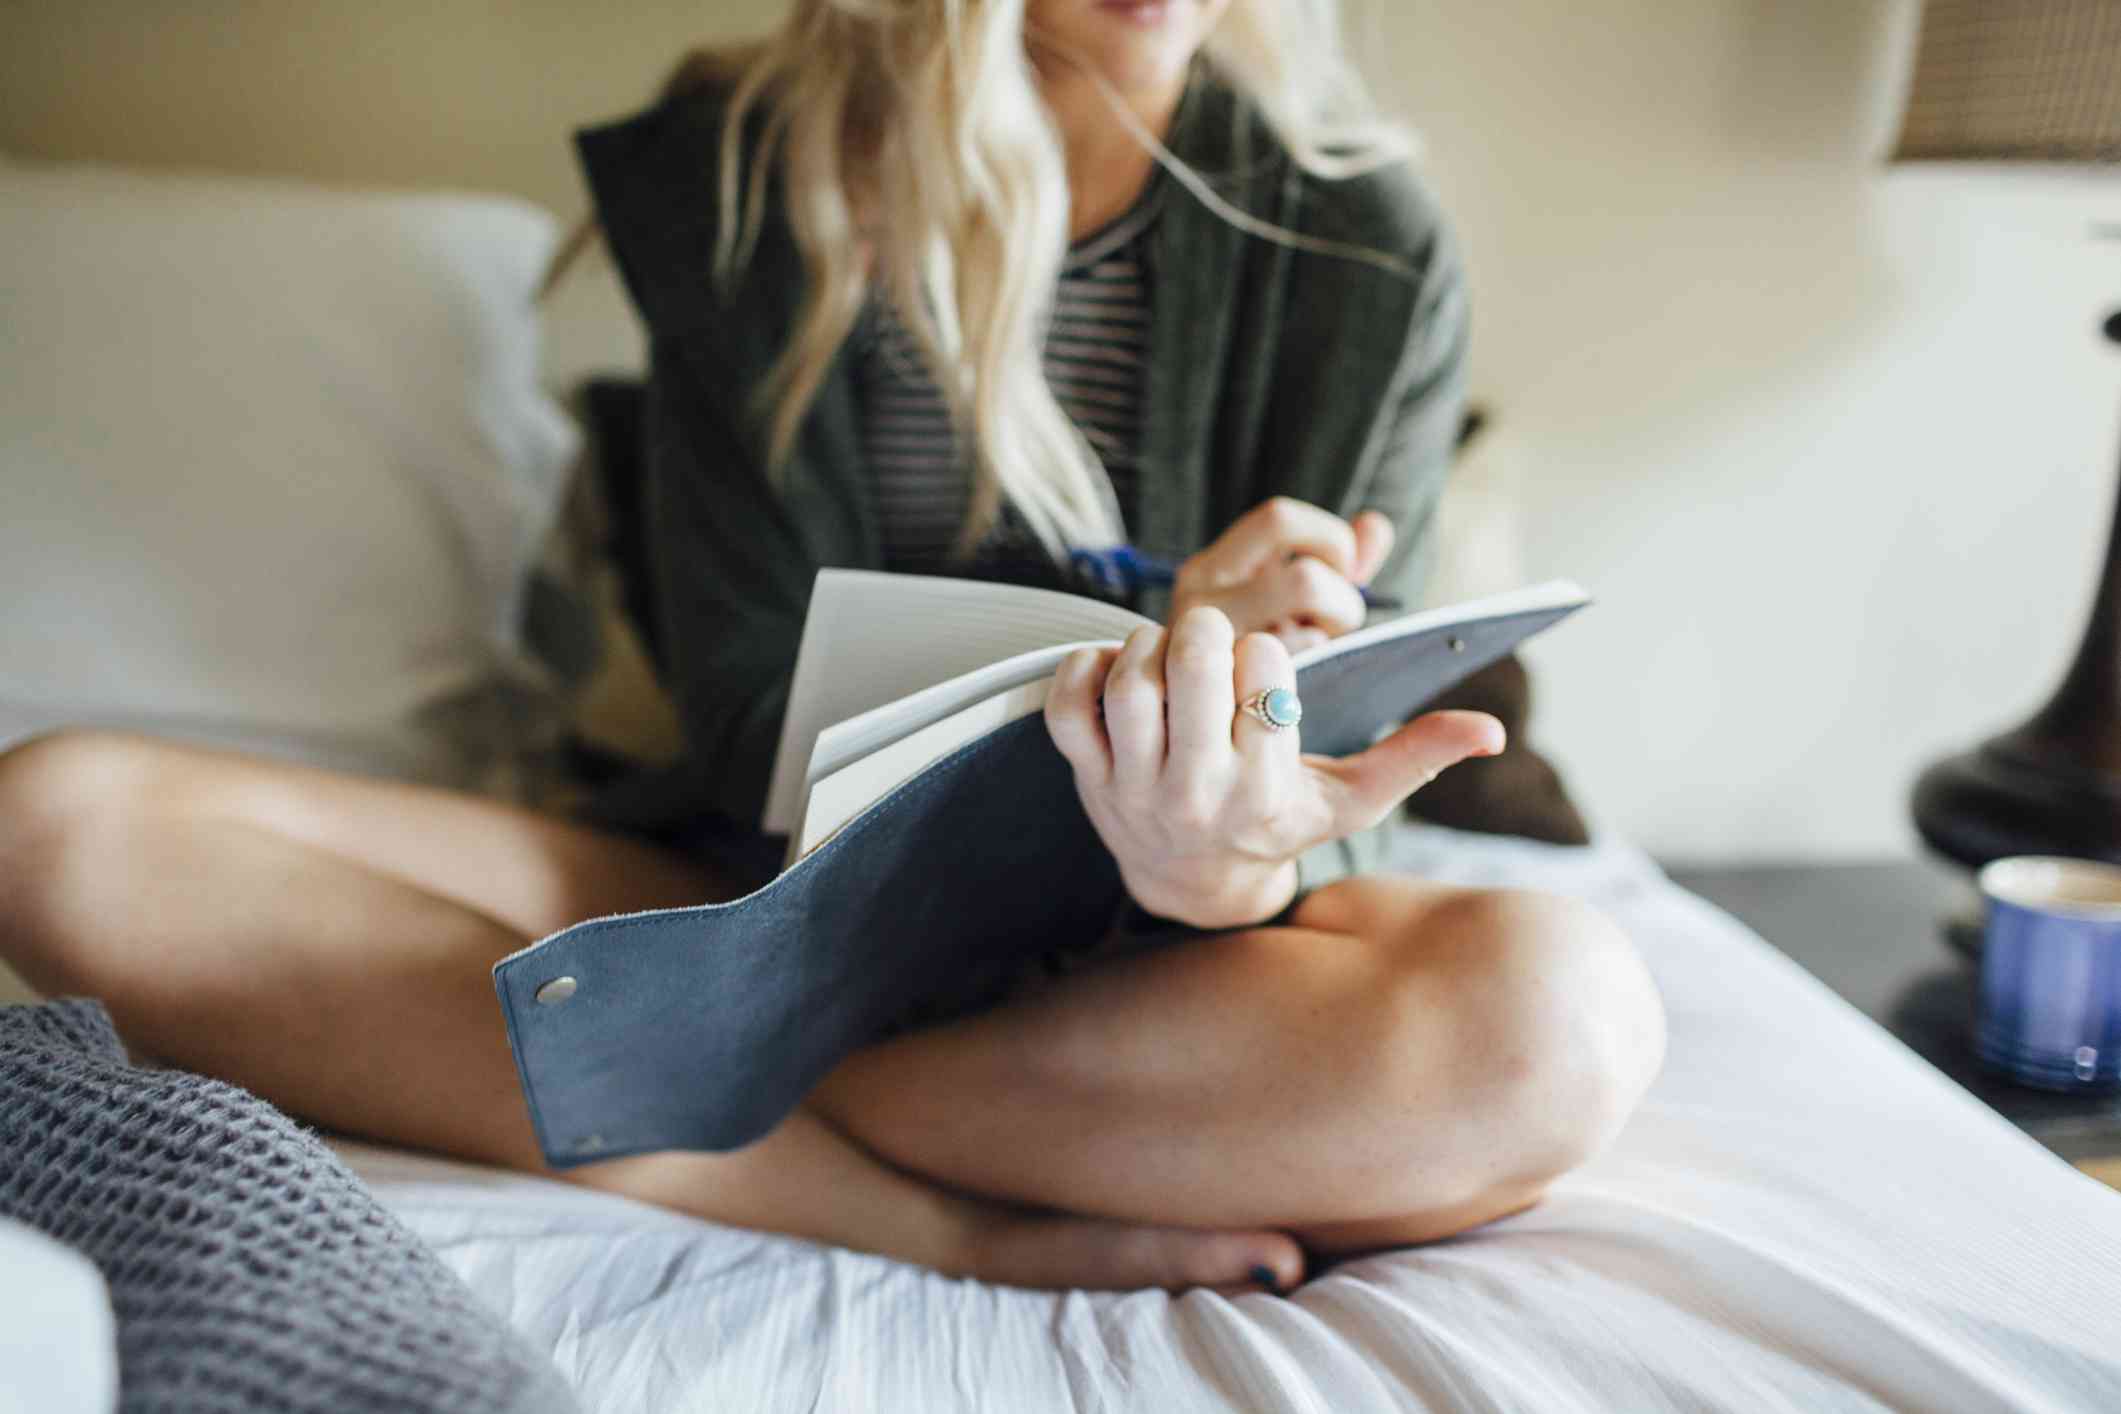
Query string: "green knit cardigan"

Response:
xmin=573 ymin=70 xmax=1470 ymax=890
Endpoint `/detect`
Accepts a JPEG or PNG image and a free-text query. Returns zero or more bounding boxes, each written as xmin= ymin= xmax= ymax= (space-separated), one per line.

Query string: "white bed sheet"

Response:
xmin=340 ymin=830 xmax=2121 ymax=1412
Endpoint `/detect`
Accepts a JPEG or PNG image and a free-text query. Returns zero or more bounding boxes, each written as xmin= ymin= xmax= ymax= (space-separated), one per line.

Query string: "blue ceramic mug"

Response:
xmin=1976 ymin=856 xmax=2121 ymax=1092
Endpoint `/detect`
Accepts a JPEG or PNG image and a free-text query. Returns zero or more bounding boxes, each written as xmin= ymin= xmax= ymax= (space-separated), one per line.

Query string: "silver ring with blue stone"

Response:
xmin=1241 ymin=687 xmax=1303 ymax=732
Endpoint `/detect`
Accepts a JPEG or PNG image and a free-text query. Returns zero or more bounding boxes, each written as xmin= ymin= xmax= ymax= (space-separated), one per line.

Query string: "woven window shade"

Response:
xmin=1892 ymin=0 xmax=2121 ymax=162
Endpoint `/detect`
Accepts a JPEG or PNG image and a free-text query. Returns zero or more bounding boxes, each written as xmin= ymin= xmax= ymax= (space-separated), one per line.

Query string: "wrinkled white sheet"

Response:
xmin=340 ymin=830 xmax=2121 ymax=1412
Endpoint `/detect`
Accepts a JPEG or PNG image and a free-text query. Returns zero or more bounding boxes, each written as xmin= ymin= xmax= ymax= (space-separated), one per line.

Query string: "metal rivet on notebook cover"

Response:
xmin=1448 ymin=636 xmax=1465 ymax=652
xmin=535 ymin=976 xmax=578 ymax=1006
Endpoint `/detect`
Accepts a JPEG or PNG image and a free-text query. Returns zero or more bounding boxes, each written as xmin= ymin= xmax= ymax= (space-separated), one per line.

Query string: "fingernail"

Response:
xmin=1249 ymin=1264 xmax=1280 ymax=1293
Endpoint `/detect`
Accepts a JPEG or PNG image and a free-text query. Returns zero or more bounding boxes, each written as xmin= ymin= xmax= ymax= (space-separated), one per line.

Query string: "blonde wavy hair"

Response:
xmin=556 ymin=1 xmax=1413 ymax=559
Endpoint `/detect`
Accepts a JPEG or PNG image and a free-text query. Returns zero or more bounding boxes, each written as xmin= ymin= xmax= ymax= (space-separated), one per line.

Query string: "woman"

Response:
xmin=0 ymin=0 xmax=1664 ymax=1295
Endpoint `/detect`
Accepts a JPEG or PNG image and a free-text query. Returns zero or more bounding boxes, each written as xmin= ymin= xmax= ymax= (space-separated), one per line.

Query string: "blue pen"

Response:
xmin=1069 ymin=544 xmax=1403 ymax=611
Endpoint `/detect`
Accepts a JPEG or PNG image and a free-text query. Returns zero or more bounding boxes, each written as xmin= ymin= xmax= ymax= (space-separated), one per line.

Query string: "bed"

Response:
xmin=7 ymin=155 xmax=2120 ymax=1413
xmin=339 ymin=826 xmax=2121 ymax=1413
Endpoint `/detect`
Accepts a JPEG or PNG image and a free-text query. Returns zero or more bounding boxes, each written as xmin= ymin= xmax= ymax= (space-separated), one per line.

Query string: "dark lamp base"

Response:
xmin=1913 ymin=732 xmax=2121 ymax=873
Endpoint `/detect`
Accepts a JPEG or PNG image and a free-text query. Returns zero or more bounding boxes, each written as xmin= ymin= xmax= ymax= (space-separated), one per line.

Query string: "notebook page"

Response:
xmin=762 ymin=570 xmax=1152 ymax=833
xmin=796 ymin=679 xmax=1054 ymax=859
xmin=787 ymin=636 xmax=1127 ymax=863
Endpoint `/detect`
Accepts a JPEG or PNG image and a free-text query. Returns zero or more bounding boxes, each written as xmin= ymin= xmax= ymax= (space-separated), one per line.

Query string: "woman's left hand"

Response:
xmin=1166 ymin=500 xmax=1397 ymax=654
xmin=1044 ymin=606 xmax=1505 ymax=931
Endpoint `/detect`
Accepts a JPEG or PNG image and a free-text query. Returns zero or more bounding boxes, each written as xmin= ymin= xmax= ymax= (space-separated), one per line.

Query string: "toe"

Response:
xmin=969 ymin=1212 xmax=1305 ymax=1293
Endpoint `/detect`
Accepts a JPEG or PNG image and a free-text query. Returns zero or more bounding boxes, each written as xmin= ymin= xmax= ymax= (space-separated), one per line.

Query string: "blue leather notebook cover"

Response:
xmin=496 ymin=591 xmax=1584 ymax=1167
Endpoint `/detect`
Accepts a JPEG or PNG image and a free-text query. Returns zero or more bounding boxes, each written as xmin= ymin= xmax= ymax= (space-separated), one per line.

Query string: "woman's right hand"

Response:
xmin=1166 ymin=498 xmax=1396 ymax=654
xmin=1045 ymin=607 xmax=1504 ymax=931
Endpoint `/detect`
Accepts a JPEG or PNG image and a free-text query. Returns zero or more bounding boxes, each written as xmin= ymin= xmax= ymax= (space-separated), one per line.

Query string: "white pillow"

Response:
xmin=0 ymin=161 xmax=582 ymax=787
xmin=0 ymin=1219 xmax=116 ymax=1414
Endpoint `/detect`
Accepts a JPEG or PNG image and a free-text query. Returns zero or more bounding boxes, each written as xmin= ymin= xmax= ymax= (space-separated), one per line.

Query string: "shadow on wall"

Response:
xmin=1369 ymin=0 xmax=1915 ymax=631
xmin=1359 ymin=0 xmax=1911 ymax=451
xmin=1540 ymin=1 xmax=1907 ymax=447
xmin=1722 ymin=0 xmax=1916 ymax=162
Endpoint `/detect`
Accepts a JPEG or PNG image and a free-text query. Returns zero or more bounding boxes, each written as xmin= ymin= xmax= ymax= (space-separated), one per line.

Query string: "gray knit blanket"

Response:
xmin=0 ymin=998 xmax=578 ymax=1414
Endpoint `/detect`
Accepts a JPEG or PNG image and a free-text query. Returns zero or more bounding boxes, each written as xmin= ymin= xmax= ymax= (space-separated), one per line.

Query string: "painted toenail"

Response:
xmin=1249 ymin=1264 xmax=1276 ymax=1290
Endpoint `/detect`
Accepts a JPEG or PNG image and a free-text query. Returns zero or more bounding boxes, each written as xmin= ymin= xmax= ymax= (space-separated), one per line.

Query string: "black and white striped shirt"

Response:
xmin=854 ymin=175 xmax=1164 ymax=577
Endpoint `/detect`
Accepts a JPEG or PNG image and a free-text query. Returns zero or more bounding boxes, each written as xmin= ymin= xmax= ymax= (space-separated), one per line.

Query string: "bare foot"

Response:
xmin=562 ymin=1111 xmax=1300 ymax=1295
xmin=960 ymin=1204 xmax=1304 ymax=1294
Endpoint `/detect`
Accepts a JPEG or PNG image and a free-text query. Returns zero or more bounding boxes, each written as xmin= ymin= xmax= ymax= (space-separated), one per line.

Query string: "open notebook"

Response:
xmin=495 ymin=571 xmax=1588 ymax=1167
xmin=764 ymin=572 xmax=1150 ymax=862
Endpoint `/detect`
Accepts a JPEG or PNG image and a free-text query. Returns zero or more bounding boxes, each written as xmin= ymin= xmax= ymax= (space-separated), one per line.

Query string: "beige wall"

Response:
xmin=0 ymin=0 xmax=779 ymax=212
xmin=5 ymin=1 xmax=2118 ymax=861
xmin=0 ymin=0 xmax=784 ymax=383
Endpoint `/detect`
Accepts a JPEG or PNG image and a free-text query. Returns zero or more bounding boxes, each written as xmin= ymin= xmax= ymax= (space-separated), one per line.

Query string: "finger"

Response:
xmin=1102 ymin=624 xmax=1168 ymax=786
xmin=1350 ymin=510 xmax=1395 ymax=586
xmin=1226 ymin=556 xmax=1366 ymax=639
xmin=1231 ymin=632 xmax=1299 ymax=762
xmin=1192 ymin=497 xmax=1359 ymax=586
xmin=1163 ymin=606 xmax=1238 ymax=792
xmin=1275 ymin=625 xmax=1328 ymax=656
xmin=1043 ymin=647 xmax=1117 ymax=785
xmin=1314 ymin=709 xmax=1506 ymax=832
xmin=1282 ymin=557 xmax=1368 ymax=635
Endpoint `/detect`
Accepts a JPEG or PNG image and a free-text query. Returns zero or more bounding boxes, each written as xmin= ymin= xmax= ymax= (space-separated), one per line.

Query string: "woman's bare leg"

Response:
xmin=0 ymin=730 xmax=1301 ymax=1291
xmin=807 ymin=875 xmax=1667 ymax=1256
xmin=0 ymin=729 xmax=1664 ymax=1278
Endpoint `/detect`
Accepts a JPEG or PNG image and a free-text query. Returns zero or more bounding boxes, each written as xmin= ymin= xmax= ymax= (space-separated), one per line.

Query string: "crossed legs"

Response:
xmin=0 ymin=729 xmax=1664 ymax=1290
